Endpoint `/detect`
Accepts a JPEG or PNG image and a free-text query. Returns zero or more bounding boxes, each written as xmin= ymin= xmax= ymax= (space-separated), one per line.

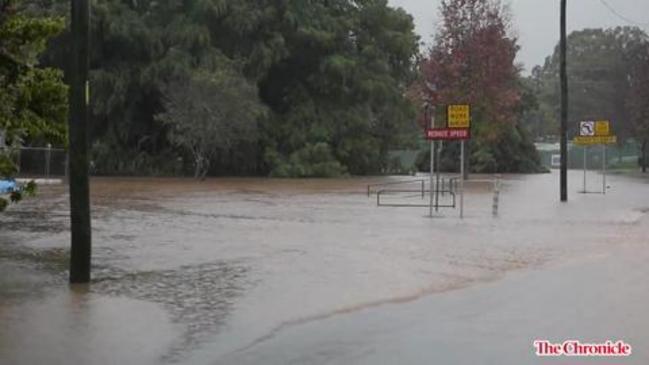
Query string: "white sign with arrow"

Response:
xmin=580 ymin=121 xmax=595 ymax=137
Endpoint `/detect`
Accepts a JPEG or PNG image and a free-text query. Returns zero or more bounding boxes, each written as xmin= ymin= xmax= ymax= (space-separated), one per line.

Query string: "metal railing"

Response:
xmin=369 ymin=176 xmax=460 ymax=209
xmin=376 ymin=188 xmax=457 ymax=208
xmin=367 ymin=179 xmax=427 ymax=198
xmin=440 ymin=176 xmax=460 ymax=197
xmin=368 ymin=175 xmax=502 ymax=218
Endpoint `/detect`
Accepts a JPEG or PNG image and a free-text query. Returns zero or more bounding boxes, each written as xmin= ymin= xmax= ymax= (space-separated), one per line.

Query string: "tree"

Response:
xmin=536 ymin=27 xmax=648 ymax=141
xmin=626 ymin=38 xmax=649 ymax=172
xmin=253 ymin=0 xmax=420 ymax=176
xmin=0 ymin=0 xmax=67 ymax=211
xmin=34 ymin=0 xmax=420 ymax=177
xmin=156 ymin=65 xmax=265 ymax=179
xmin=518 ymin=66 xmax=559 ymax=141
xmin=417 ymin=0 xmax=543 ymax=174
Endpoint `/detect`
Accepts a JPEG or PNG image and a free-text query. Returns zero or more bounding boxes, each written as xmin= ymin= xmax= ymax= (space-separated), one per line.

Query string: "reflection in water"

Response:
xmin=0 ymin=254 xmax=249 ymax=364
xmin=1 ymin=179 xmax=254 ymax=363
xmin=92 ymin=262 xmax=249 ymax=362
xmin=0 ymin=185 xmax=69 ymax=234
xmin=0 ymin=289 xmax=176 ymax=365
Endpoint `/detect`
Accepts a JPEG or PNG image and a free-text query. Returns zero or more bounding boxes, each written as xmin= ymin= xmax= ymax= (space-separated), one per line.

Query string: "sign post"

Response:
xmin=603 ymin=145 xmax=607 ymax=195
xmin=575 ymin=120 xmax=614 ymax=195
xmin=435 ymin=142 xmax=441 ymax=212
xmin=583 ymin=145 xmax=587 ymax=193
xmin=447 ymin=104 xmax=471 ymax=219
xmin=424 ymin=104 xmax=471 ymax=218
xmin=428 ymin=107 xmax=435 ymax=218
xmin=580 ymin=121 xmax=591 ymax=193
xmin=598 ymin=120 xmax=609 ymax=195
xmin=460 ymin=141 xmax=465 ymax=218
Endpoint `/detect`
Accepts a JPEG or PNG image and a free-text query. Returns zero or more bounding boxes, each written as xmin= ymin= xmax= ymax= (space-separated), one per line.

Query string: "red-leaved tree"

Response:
xmin=415 ymin=0 xmax=542 ymax=173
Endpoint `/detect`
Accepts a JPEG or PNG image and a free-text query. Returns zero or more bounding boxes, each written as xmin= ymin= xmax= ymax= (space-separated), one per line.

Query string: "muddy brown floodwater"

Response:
xmin=1 ymin=171 xmax=648 ymax=364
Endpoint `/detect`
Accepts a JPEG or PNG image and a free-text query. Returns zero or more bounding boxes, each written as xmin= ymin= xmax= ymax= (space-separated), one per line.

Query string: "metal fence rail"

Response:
xmin=377 ymin=188 xmax=457 ymax=208
xmin=369 ymin=176 xmax=460 ymax=209
xmin=368 ymin=175 xmax=502 ymax=219
xmin=367 ymin=179 xmax=427 ymax=198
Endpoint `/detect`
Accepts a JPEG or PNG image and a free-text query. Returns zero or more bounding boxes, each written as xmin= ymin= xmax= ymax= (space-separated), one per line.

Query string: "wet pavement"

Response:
xmin=218 ymin=242 xmax=649 ymax=365
xmin=1 ymin=171 xmax=648 ymax=364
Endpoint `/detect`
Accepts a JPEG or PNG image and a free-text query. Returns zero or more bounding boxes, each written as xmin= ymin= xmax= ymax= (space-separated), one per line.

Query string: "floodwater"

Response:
xmin=1 ymin=171 xmax=648 ymax=364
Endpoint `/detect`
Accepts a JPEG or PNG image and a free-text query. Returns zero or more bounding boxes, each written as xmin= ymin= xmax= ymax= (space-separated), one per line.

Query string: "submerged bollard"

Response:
xmin=45 ymin=144 xmax=52 ymax=179
xmin=492 ymin=177 xmax=501 ymax=217
xmin=421 ymin=180 xmax=425 ymax=199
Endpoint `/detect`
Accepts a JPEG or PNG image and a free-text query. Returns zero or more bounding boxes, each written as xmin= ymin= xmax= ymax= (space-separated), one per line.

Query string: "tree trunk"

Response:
xmin=200 ymin=158 xmax=210 ymax=181
xmin=193 ymin=153 xmax=203 ymax=179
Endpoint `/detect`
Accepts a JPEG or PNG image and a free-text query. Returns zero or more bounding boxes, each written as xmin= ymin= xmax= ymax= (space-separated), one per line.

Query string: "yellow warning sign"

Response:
xmin=573 ymin=136 xmax=617 ymax=145
xmin=447 ymin=105 xmax=471 ymax=129
xmin=595 ymin=120 xmax=610 ymax=136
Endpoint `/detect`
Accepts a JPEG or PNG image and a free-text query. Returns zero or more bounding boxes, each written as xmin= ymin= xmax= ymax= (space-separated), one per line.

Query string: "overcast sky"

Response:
xmin=388 ymin=0 xmax=649 ymax=73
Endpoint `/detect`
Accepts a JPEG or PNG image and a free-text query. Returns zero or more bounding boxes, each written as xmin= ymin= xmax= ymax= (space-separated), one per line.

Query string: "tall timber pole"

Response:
xmin=560 ymin=0 xmax=569 ymax=202
xmin=68 ymin=0 xmax=92 ymax=283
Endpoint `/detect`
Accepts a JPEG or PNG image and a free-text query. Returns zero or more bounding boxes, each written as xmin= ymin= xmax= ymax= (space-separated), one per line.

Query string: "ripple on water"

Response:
xmin=91 ymin=261 xmax=252 ymax=363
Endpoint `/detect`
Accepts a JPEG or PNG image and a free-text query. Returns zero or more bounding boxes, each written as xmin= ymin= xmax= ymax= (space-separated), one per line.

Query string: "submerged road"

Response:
xmin=218 ymin=239 xmax=649 ymax=365
xmin=1 ymin=170 xmax=648 ymax=364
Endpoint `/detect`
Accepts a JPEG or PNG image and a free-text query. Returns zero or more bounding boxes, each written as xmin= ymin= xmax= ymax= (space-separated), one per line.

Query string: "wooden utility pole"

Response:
xmin=68 ymin=0 xmax=92 ymax=283
xmin=560 ymin=0 xmax=568 ymax=202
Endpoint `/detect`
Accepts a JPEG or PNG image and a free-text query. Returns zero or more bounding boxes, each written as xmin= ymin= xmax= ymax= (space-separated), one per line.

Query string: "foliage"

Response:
xmin=518 ymin=71 xmax=556 ymax=140
xmin=625 ymin=36 xmax=649 ymax=171
xmin=416 ymin=0 xmax=543 ymax=173
xmin=268 ymin=142 xmax=348 ymax=178
xmin=533 ymin=27 xmax=648 ymax=141
xmin=156 ymin=65 xmax=265 ymax=179
xmin=0 ymin=0 xmax=67 ymax=210
xmin=254 ymin=0 xmax=420 ymax=176
xmin=34 ymin=0 xmax=420 ymax=178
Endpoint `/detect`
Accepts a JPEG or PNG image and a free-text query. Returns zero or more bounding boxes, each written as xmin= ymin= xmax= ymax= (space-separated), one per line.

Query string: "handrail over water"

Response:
xmin=366 ymin=176 xmax=462 ymax=198
xmin=369 ymin=174 xmax=501 ymax=218
xmin=367 ymin=179 xmax=427 ymax=197
xmin=376 ymin=188 xmax=457 ymax=208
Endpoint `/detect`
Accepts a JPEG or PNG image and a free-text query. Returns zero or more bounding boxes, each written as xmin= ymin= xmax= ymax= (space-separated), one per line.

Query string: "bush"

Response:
xmin=269 ymin=143 xmax=348 ymax=177
xmin=90 ymin=141 xmax=184 ymax=176
xmin=415 ymin=125 xmax=547 ymax=174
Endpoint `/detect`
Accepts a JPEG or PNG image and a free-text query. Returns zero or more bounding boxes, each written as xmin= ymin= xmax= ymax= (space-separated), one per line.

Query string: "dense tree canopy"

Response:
xmin=36 ymin=0 xmax=420 ymax=177
xmin=531 ymin=27 xmax=648 ymax=142
xmin=256 ymin=0 xmax=420 ymax=176
xmin=24 ymin=0 xmax=648 ymax=177
xmin=625 ymin=36 xmax=649 ymax=171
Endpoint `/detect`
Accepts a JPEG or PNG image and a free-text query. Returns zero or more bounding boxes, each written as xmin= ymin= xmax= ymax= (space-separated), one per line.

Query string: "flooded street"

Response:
xmin=1 ymin=171 xmax=649 ymax=364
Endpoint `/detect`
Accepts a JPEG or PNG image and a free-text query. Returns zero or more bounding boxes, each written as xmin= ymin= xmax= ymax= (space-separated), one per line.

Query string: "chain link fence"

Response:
xmin=8 ymin=146 xmax=68 ymax=179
